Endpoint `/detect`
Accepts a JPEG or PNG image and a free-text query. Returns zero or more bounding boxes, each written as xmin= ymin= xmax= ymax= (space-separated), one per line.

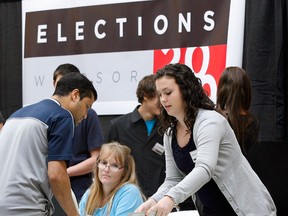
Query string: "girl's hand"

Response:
xmin=147 ymin=196 xmax=175 ymax=216
xmin=134 ymin=198 xmax=157 ymax=213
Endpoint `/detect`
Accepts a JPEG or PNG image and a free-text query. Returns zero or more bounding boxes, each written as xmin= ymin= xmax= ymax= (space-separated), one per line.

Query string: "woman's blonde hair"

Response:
xmin=85 ymin=142 xmax=140 ymax=215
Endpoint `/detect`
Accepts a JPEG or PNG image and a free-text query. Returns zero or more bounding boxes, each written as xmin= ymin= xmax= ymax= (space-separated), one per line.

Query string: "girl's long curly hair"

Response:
xmin=156 ymin=63 xmax=215 ymax=135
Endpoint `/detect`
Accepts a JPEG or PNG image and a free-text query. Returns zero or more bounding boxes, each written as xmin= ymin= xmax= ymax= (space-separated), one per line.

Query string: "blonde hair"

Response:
xmin=85 ymin=142 xmax=140 ymax=215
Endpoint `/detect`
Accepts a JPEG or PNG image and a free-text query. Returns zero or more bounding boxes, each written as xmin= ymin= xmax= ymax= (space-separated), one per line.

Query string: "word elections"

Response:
xmin=37 ymin=12 xmax=215 ymax=43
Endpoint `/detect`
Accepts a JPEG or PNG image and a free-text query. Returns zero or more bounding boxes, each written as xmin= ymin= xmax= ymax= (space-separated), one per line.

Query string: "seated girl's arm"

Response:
xmin=110 ymin=184 xmax=144 ymax=216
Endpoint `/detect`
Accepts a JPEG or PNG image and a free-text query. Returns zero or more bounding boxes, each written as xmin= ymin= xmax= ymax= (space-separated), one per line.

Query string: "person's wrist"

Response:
xmin=147 ymin=197 xmax=157 ymax=205
xmin=165 ymin=195 xmax=176 ymax=204
xmin=164 ymin=195 xmax=180 ymax=211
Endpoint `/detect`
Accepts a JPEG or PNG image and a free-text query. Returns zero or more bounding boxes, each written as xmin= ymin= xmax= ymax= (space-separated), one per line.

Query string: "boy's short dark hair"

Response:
xmin=136 ymin=74 xmax=157 ymax=103
xmin=53 ymin=63 xmax=80 ymax=82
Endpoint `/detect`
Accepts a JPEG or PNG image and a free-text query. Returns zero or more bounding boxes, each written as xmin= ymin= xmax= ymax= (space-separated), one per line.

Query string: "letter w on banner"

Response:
xmin=22 ymin=0 xmax=245 ymax=115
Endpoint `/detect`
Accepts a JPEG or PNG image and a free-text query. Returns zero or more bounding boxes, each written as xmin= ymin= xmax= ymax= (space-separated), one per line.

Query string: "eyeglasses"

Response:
xmin=97 ymin=160 xmax=125 ymax=172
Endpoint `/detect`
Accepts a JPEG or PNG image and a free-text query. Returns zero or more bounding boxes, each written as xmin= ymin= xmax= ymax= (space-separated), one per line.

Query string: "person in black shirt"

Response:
xmin=106 ymin=75 xmax=165 ymax=199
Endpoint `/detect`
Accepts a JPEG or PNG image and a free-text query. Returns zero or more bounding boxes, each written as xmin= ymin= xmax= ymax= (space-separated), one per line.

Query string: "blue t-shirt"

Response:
xmin=145 ymin=119 xmax=156 ymax=136
xmin=79 ymin=184 xmax=143 ymax=216
xmin=69 ymin=109 xmax=104 ymax=201
xmin=69 ymin=109 xmax=103 ymax=166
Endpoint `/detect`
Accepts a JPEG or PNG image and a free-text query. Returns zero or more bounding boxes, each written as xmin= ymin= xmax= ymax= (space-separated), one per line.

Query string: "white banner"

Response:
xmin=22 ymin=0 xmax=245 ymax=115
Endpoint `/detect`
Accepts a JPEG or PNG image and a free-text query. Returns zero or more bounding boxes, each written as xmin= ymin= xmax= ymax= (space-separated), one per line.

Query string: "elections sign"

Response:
xmin=22 ymin=0 xmax=245 ymax=114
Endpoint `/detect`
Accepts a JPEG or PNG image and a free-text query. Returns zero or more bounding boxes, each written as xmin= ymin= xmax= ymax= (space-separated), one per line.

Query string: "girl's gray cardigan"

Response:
xmin=151 ymin=109 xmax=276 ymax=216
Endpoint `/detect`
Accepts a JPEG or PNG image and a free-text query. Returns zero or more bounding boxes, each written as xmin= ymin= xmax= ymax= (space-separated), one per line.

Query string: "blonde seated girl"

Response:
xmin=79 ymin=142 xmax=144 ymax=216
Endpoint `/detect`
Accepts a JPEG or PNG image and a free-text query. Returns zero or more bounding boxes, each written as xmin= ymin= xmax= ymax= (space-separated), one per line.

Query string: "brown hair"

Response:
xmin=155 ymin=63 xmax=215 ymax=135
xmin=136 ymin=74 xmax=157 ymax=103
xmin=216 ymin=66 xmax=259 ymax=154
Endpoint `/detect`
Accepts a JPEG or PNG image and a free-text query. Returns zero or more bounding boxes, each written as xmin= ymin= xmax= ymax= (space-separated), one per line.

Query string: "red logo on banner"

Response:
xmin=153 ymin=45 xmax=227 ymax=101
